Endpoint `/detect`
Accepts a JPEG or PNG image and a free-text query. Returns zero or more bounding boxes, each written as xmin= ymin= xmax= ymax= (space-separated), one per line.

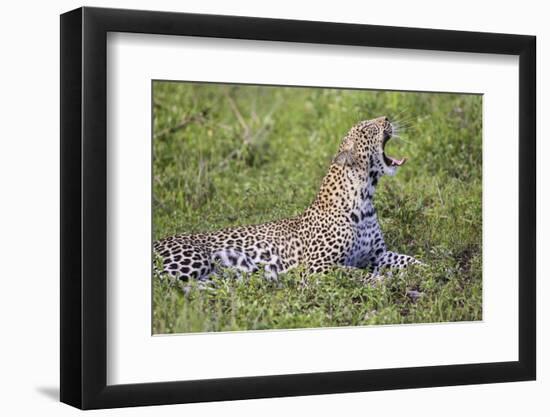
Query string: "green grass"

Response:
xmin=152 ymin=82 xmax=482 ymax=334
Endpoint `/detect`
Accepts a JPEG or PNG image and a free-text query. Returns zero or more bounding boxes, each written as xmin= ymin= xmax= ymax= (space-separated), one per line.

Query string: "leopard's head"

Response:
xmin=334 ymin=116 xmax=406 ymax=177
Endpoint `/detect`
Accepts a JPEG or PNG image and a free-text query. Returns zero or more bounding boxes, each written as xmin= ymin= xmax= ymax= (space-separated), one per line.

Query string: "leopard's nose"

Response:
xmin=376 ymin=116 xmax=389 ymax=124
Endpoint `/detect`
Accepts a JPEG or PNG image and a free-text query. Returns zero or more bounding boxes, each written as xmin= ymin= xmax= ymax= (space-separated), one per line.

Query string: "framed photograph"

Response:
xmin=60 ymin=6 xmax=536 ymax=409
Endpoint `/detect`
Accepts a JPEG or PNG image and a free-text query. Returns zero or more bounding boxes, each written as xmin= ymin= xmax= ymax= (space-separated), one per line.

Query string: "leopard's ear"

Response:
xmin=333 ymin=140 xmax=356 ymax=167
xmin=333 ymin=150 xmax=356 ymax=167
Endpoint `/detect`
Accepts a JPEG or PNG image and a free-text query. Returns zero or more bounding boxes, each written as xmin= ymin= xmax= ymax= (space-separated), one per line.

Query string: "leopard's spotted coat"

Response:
xmin=154 ymin=116 xmax=421 ymax=281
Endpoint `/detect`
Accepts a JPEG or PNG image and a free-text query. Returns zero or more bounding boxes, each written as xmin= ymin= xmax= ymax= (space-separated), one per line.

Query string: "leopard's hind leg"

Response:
xmin=212 ymin=249 xmax=259 ymax=279
xmin=213 ymin=245 xmax=282 ymax=281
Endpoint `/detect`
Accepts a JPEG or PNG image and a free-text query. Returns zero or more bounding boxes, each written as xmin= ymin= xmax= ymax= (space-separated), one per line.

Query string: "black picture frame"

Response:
xmin=60 ymin=6 xmax=536 ymax=410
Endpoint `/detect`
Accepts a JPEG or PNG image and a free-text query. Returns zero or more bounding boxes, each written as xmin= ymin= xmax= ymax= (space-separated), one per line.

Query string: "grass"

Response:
xmin=152 ymin=81 xmax=482 ymax=334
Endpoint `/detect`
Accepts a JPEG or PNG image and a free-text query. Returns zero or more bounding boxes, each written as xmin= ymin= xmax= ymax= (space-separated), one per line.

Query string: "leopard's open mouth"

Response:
xmin=382 ymin=131 xmax=407 ymax=167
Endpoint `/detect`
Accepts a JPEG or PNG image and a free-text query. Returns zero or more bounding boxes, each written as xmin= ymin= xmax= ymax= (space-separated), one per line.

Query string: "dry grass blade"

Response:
xmin=154 ymin=110 xmax=208 ymax=140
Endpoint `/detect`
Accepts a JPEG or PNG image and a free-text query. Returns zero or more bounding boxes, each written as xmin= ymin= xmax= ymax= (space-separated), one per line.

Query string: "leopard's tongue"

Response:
xmin=387 ymin=156 xmax=407 ymax=166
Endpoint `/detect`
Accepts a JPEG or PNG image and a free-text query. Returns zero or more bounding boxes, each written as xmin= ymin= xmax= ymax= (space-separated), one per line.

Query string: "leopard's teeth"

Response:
xmin=387 ymin=156 xmax=407 ymax=166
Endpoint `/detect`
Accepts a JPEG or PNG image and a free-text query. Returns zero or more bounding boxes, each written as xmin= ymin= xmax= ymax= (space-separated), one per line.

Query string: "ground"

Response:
xmin=152 ymin=82 xmax=482 ymax=334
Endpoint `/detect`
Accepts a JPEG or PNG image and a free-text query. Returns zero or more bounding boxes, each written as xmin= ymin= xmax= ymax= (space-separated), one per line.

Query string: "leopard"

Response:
xmin=153 ymin=116 xmax=422 ymax=282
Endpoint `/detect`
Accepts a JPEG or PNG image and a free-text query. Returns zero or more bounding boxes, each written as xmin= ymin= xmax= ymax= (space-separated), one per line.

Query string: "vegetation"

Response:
xmin=152 ymin=82 xmax=482 ymax=334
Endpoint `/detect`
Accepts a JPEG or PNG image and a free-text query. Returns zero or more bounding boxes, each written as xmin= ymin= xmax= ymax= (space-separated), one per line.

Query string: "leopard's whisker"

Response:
xmin=392 ymin=115 xmax=416 ymax=124
xmin=392 ymin=123 xmax=413 ymax=135
xmin=395 ymin=123 xmax=416 ymax=133
xmin=391 ymin=108 xmax=410 ymax=120
xmin=395 ymin=123 xmax=411 ymax=131
xmin=392 ymin=134 xmax=413 ymax=145
xmin=392 ymin=119 xmax=415 ymax=129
